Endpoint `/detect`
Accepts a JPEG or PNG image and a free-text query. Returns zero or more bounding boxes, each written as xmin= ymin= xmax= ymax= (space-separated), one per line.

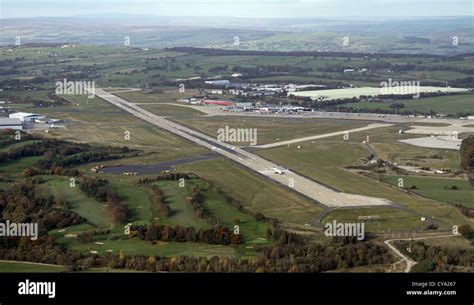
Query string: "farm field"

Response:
xmin=1 ymin=46 xmax=473 ymax=97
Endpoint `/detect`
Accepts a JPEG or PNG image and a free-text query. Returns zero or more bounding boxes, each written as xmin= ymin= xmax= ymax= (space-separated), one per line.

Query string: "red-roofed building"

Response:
xmin=202 ymin=100 xmax=235 ymax=106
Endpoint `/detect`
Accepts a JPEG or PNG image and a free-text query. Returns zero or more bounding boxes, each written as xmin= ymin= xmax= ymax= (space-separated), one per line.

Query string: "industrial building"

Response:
xmin=204 ymin=80 xmax=230 ymax=86
xmin=9 ymin=112 xmax=45 ymax=123
xmin=0 ymin=118 xmax=23 ymax=130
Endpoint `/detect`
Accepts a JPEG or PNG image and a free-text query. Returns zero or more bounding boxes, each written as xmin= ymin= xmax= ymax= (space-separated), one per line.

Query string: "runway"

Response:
xmin=95 ymin=88 xmax=394 ymax=208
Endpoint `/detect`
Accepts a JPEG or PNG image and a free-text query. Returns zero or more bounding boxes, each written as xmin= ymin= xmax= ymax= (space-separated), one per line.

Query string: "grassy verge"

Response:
xmin=382 ymin=176 xmax=474 ymax=209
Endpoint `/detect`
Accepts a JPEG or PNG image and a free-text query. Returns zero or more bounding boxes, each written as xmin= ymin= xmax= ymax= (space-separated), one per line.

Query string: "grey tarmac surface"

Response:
xmin=93 ymin=88 xmax=395 ymax=208
xmin=102 ymin=154 xmax=217 ymax=175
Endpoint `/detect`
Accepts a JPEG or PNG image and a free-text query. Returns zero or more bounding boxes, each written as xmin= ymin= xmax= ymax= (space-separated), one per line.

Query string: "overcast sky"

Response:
xmin=2 ymin=0 xmax=473 ymax=18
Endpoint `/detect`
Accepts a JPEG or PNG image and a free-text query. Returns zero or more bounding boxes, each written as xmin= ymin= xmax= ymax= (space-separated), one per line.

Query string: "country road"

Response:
xmin=385 ymin=234 xmax=457 ymax=273
xmin=94 ymin=88 xmax=394 ymax=208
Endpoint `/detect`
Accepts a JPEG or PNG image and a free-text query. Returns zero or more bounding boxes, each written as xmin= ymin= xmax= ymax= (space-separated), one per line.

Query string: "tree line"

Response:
xmin=395 ymin=240 xmax=474 ymax=272
xmin=137 ymin=172 xmax=192 ymax=184
xmin=150 ymin=185 xmax=171 ymax=217
xmin=232 ymin=64 xmax=312 ymax=78
xmin=0 ymin=180 xmax=84 ymax=233
xmin=187 ymin=185 xmax=215 ymax=223
xmin=132 ymin=223 xmax=242 ymax=245
xmin=461 ymin=135 xmax=474 ymax=178
xmin=0 ymin=137 xmax=129 ymax=167
xmin=0 ymin=130 xmax=37 ymax=149
xmin=79 ymin=177 xmax=128 ymax=223
xmin=166 ymin=47 xmax=446 ymax=60
xmin=0 ymin=133 xmax=132 ymax=178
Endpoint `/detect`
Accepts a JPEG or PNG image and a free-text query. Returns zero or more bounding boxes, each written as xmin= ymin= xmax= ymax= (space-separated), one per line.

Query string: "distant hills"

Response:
xmin=1 ymin=15 xmax=472 ymax=55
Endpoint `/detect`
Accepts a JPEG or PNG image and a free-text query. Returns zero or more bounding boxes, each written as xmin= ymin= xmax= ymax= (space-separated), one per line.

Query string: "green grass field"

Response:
xmin=0 ymin=260 xmax=149 ymax=273
xmin=0 ymin=261 xmax=66 ymax=272
xmin=49 ymin=223 xmax=98 ymax=239
xmin=203 ymin=184 xmax=269 ymax=244
xmin=382 ymin=176 xmax=474 ymax=209
xmin=110 ymin=182 xmax=155 ymax=225
xmin=147 ymin=178 xmax=269 ymax=243
xmin=43 ymin=172 xmax=269 ymax=256
xmin=0 ymin=89 xmax=54 ymax=102
xmin=323 ymin=207 xmax=427 ymax=233
xmin=45 ymin=177 xmax=111 ymax=228
xmin=151 ymin=180 xmax=210 ymax=230
xmin=0 ymin=156 xmax=43 ymax=177
xmin=172 ymin=116 xmax=371 ymax=145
